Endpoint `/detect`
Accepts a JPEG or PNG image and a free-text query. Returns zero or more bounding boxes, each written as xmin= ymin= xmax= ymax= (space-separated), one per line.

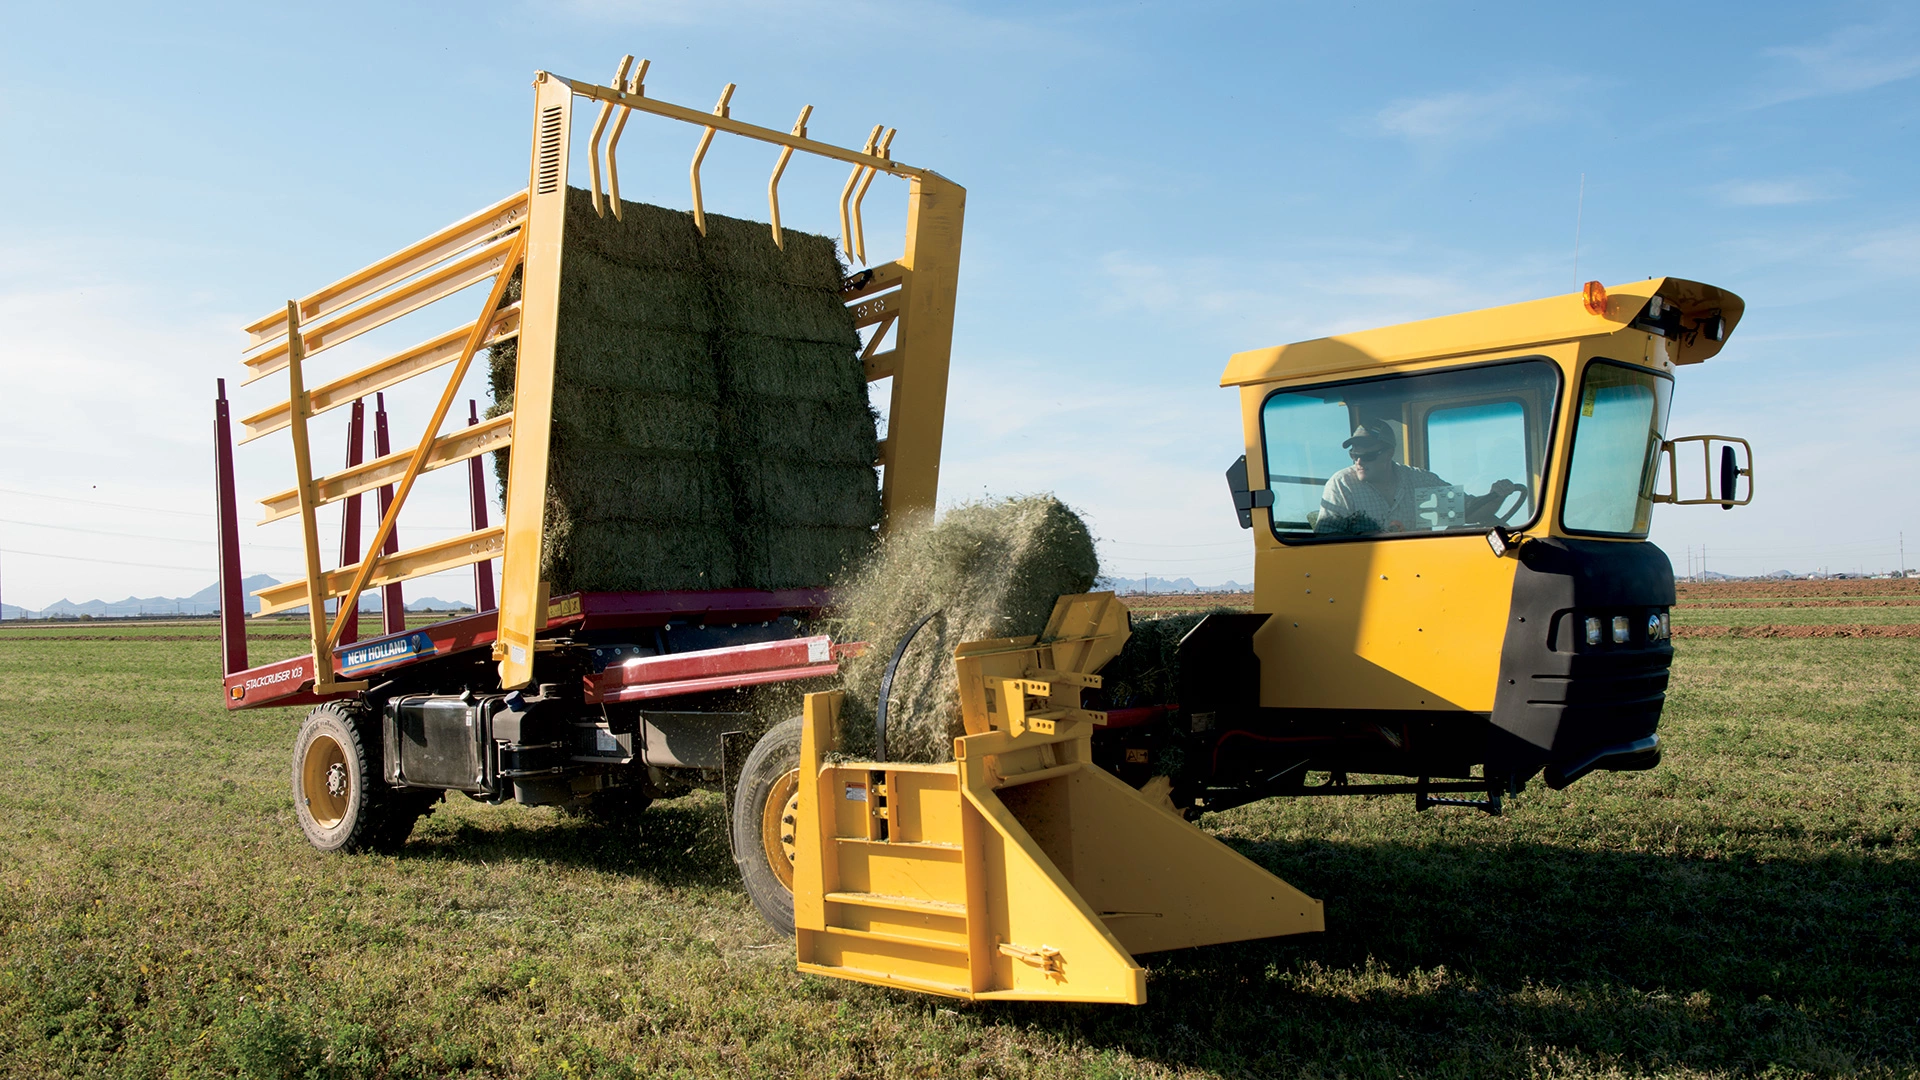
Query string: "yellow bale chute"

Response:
xmin=791 ymin=592 xmax=1323 ymax=1003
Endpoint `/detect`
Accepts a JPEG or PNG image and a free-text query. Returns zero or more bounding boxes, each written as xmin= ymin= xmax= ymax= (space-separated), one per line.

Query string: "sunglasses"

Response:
xmin=1349 ymin=449 xmax=1387 ymax=463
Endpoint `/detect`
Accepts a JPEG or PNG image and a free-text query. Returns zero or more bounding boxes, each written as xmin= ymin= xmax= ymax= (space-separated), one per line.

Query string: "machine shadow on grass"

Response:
xmin=397 ymin=796 xmax=740 ymax=890
xmin=990 ymin=838 xmax=1920 ymax=1073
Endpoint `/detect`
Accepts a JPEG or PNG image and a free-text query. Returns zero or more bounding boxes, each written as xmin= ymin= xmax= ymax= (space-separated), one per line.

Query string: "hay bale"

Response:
xmin=485 ymin=188 xmax=881 ymax=594
xmin=1094 ymin=611 xmax=1222 ymax=709
xmin=826 ymin=496 xmax=1100 ymax=763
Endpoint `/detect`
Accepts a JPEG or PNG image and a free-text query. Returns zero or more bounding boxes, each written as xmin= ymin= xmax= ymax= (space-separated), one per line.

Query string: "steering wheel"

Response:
xmin=1490 ymin=482 xmax=1527 ymax=525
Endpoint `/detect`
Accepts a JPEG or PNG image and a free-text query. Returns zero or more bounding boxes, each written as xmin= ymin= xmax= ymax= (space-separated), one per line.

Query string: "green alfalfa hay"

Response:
xmin=484 ymin=189 xmax=881 ymax=592
xmin=825 ymin=495 xmax=1100 ymax=763
xmin=1094 ymin=610 xmax=1232 ymax=709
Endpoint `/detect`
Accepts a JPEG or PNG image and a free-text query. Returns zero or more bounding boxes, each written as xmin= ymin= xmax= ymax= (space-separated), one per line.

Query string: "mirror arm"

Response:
xmin=1225 ymin=454 xmax=1274 ymax=530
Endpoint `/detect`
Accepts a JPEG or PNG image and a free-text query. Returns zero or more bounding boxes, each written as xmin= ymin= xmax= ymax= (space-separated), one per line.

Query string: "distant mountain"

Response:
xmin=1095 ymin=575 xmax=1250 ymax=595
xmin=0 ymin=576 xmax=473 ymax=619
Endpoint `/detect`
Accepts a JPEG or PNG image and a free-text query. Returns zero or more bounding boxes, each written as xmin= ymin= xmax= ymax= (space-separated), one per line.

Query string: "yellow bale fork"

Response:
xmin=791 ymin=593 xmax=1324 ymax=1004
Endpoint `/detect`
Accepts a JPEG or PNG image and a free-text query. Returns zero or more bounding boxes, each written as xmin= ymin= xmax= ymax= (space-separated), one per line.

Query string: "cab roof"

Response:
xmin=1220 ymin=276 xmax=1744 ymax=388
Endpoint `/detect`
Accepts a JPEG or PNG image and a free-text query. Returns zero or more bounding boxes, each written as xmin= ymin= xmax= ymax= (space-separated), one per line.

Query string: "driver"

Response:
xmin=1317 ymin=420 xmax=1523 ymax=535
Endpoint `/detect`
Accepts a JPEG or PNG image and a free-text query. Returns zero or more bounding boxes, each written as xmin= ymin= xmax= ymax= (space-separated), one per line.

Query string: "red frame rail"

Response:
xmin=223 ymin=587 xmax=840 ymax=711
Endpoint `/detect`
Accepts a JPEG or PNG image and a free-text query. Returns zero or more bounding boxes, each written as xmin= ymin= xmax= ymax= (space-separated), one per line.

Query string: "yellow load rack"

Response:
xmin=791 ymin=593 xmax=1323 ymax=1003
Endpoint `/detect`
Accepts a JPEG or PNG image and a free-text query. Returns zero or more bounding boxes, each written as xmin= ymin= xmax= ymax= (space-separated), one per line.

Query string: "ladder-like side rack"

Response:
xmin=227 ymin=59 xmax=965 ymax=694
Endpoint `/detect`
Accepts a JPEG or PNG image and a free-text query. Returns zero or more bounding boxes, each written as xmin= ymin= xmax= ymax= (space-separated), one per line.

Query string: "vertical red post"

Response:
xmin=374 ymin=393 xmax=406 ymax=635
xmin=214 ymin=378 xmax=248 ymax=675
xmin=467 ymin=399 xmax=497 ymax=614
xmin=337 ymin=399 xmax=366 ymax=646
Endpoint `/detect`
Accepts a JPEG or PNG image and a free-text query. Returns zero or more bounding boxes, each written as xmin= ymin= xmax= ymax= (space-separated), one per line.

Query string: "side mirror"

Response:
xmin=1225 ymin=455 xmax=1274 ymax=530
xmin=1653 ymin=436 xmax=1753 ymax=508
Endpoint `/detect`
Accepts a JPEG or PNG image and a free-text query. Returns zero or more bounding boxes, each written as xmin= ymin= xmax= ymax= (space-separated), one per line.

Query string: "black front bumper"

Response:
xmin=1488 ymin=537 xmax=1675 ymax=789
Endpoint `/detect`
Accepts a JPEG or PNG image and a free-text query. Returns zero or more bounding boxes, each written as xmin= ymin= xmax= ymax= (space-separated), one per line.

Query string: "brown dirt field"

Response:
xmin=1673 ymin=623 xmax=1920 ymax=639
xmin=1678 ymin=598 xmax=1920 ymax=609
xmin=1120 ymin=591 xmax=1255 ymax=615
xmin=1676 ymin=578 xmax=1920 ymax=600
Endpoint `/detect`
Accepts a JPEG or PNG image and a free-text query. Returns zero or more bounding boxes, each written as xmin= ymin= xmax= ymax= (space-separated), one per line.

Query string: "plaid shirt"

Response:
xmin=1317 ymin=462 xmax=1447 ymax=534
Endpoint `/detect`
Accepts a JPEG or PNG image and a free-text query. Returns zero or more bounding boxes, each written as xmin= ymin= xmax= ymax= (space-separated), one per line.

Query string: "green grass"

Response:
xmin=0 ymin=632 xmax=1914 ymax=1078
xmin=1669 ymin=605 xmax=1920 ymax=627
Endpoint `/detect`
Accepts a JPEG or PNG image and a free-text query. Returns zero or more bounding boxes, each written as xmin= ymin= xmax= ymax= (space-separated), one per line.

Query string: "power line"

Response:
xmin=1099 ymin=538 xmax=1250 ymax=550
xmin=0 ymin=487 xmax=213 ymax=518
xmin=0 ymin=518 xmax=310 ymax=551
xmin=0 ymin=547 xmax=218 ymax=573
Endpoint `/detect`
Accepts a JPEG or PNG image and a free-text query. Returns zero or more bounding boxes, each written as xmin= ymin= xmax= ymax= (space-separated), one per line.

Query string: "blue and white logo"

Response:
xmin=339 ymin=631 xmax=437 ymax=675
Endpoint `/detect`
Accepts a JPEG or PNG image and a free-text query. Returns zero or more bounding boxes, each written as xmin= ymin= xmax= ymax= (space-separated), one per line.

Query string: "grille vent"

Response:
xmin=535 ymin=106 xmax=564 ymax=194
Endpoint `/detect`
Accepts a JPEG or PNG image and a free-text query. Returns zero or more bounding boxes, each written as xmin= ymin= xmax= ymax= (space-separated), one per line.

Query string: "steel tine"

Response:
xmin=767 ymin=104 xmax=813 ymax=250
xmin=840 ymin=125 xmax=883 ymax=261
xmin=690 ymin=83 xmax=735 ymax=237
xmin=586 ymin=55 xmax=634 ymax=218
xmin=851 ymin=127 xmax=894 ymax=265
xmin=606 ymin=58 xmax=649 ymax=221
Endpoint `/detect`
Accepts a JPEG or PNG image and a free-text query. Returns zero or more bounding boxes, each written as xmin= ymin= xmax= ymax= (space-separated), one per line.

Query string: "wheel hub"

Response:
xmin=325 ymin=762 xmax=350 ymax=799
xmin=759 ymin=768 xmax=801 ymax=891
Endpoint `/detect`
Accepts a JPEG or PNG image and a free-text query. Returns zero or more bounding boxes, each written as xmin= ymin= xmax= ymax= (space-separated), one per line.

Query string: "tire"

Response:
xmin=292 ymin=701 xmax=405 ymax=853
xmin=376 ymin=788 xmax=442 ymax=849
xmin=732 ymin=716 xmax=803 ymax=935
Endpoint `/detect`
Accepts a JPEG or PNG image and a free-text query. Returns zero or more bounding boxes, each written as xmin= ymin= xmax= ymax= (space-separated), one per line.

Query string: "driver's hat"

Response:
xmin=1342 ymin=420 xmax=1396 ymax=455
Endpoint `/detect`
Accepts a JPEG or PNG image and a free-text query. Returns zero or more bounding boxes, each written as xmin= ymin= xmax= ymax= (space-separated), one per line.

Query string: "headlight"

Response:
xmin=1585 ymin=617 xmax=1602 ymax=645
xmin=1612 ymin=616 xmax=1631 ymax=643
xmin=1647 ymin=613 xmax=1666 ymax=640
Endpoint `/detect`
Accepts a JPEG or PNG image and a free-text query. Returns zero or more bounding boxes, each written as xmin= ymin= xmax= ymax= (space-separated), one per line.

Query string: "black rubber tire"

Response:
xmin=292 ymin=701 xmax=399 ymax=853
xmin=375 ymin=788 xmax=441 ymax=850
xmin=732 ymin=716 xmax=803 ymax=935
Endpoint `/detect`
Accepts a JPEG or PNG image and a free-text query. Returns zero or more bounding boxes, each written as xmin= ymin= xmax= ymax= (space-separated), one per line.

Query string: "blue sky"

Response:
xmin=1 ymin=1 xmax=1915 ymax=609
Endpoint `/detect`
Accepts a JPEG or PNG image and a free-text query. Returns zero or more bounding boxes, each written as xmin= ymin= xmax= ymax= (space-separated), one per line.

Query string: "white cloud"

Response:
xmin=1847 ymin=224 xmax=1920 ymax=276
xmin=1714 ymin=177 xmax=1842 ymax=207
xmin=1756 ymin=22 xmax=1920 ymax=105
xmin=549 ymin=0 xmax=1102 ymax=55
xmin=1374 ymin=76 xmax=1585 ymax=147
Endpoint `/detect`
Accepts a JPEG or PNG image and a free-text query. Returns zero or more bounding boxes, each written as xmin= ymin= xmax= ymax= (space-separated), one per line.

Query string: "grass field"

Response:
xmin=0 ymin=594 xmax=1915 ymax=1078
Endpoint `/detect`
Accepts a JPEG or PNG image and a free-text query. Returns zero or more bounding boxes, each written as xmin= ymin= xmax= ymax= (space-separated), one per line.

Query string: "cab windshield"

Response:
xmin=1259 ymin=359 xmax=1560 ymax=540
xmin=1561 ymin=360 xmax=1673 ymax=537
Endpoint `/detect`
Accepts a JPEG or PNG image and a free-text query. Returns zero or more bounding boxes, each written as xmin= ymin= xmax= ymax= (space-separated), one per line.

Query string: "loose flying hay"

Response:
xmin=1094 ymin=610 xmax=1224 ymax=710
xmin=486 ymin=188 xmax=880 ymax=593
xmin=827 ymin=495 xmax=1100 ymax=763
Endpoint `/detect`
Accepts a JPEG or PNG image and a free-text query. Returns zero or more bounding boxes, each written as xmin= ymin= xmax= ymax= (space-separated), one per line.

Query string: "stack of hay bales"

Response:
xmin=487 ymin=188 xmax=878 ymax=593
xmin=827 ymin=496 xmax=1100 ymax=763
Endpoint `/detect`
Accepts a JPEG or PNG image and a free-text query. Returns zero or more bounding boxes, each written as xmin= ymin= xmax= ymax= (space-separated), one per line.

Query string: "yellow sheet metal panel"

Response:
xmin=495 ymin=73 xmax=572 ymax=689
xmin=880 ymin=172 xmax=965 ymax=524
xmin=1251 ymin=534 xmax=1517 ymax=712
xmin=1057 ymin=766 xmax=1324 ymax=955
xmin=1222 ymin=277 xmax=1743 ymax=388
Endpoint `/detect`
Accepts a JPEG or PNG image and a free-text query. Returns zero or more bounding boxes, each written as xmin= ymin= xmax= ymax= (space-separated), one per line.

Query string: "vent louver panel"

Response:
xmin=536 ymin=105 xmax=564 ymax=194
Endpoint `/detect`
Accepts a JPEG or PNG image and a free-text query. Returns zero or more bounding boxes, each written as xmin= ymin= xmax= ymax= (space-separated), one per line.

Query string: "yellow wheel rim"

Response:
xmin=759 ymin=768 xmax=800 ymax=892
xmin=301 ymin=734 xmax=351 ymax=828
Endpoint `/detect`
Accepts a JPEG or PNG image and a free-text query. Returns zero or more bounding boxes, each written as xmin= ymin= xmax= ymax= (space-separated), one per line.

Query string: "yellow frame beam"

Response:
xmin=242 ymin=231 xmax=520 ymax=385
xmin=492 ymin=73 xmax=573 ymax=689
xmin=252 ymin=527 xmax=507 ymax=617
xmin=257 ymin=413 xmax=513 ymax=523
xmin=239 ymin=306 xmax=520 ymax=443
xmin=243 ymin=189 xmax=527 ymax=348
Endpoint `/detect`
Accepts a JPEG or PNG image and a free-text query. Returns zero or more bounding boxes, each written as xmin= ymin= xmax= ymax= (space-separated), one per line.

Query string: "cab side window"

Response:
xmin=1425 ymin=401 xmax=1532 ymax=522
xmin=1260 ymin=395 xmax=1353 ymax=532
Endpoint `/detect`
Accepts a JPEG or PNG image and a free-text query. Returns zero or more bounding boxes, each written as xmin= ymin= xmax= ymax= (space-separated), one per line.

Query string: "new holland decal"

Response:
xmin=339 ymin=631 xmax=437 ymax=676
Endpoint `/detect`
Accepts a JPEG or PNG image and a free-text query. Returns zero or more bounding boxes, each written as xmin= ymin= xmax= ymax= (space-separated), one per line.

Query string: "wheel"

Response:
xmin=292 ymin=701 xmax=407 ymax=853
xmin=732 ymin=716 xmax=803 ymax=935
